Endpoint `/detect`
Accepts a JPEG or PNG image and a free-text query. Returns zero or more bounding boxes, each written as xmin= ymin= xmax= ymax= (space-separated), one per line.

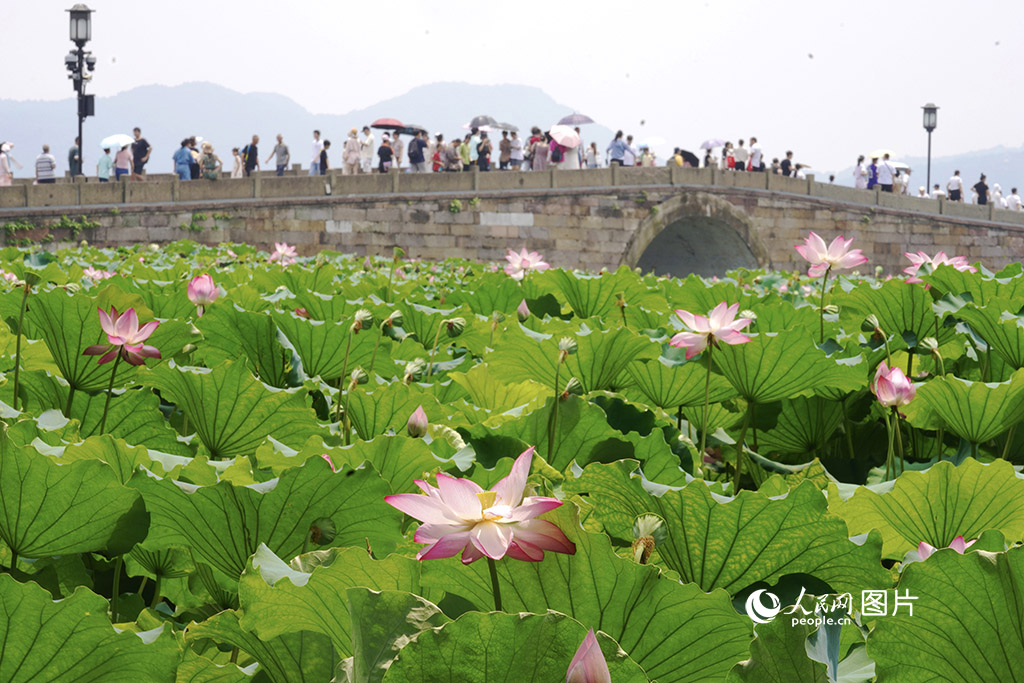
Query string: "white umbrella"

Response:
xmin=101 ymin=133 xmax=134 ymax=149
xmin=700 ymin=138 xmax=726 ymax=150
xmin=549 ymin=125 xmax=581 ymax=149
xmin=891 ymin=161 xmax=912 ymax=172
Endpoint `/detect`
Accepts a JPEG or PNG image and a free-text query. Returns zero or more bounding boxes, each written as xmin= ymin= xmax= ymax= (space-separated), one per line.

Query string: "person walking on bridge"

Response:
xmin=854 ymin=155 xmax=868 ymax=189
xmin=242 ymin=135 xmax=260 ymax=177
xmin=342 ymin=128 xmax=360 ymax=175
xmin=946 ymin=170 xmax=964 ymax=202
xmin=360 ymin=127 xmax=375 ymax=174
xmin=310 ymin=130 xmax=324 ymax=175
xmin=877 ymin=154 xmax=896 ymax=193
xmin=266 ymin=134 xmax=290 ymax=176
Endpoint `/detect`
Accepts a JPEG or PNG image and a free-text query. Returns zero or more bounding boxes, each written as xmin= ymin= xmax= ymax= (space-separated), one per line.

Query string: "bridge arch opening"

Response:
xmin=624 ymin=192 xmax=770 ymax=278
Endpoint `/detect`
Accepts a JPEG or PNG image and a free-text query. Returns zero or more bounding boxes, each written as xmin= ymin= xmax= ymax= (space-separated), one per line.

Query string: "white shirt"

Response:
xmin=947 ymin=175 xmax=963 ymax=192
xmin=623 ymin=146 xmax=636 ymax=165
xmin=509 ymin=138 xmax=523 ymax=161
xmin=854 ymin=163 xmax=868 ymax=189
xmin=312 ymin=138 xmax=324 ymax=163
xmin=1007 ymin=193 xmax=1022 ymax=211
xmin=360 ymin=133 xmax=374 ymax=160
xmin=749 ymin=144 xmax=763 ymax=167
xmin=900 ymin=171 xmax=911 ymax=194
xmin=733 ymin=146 xmax=749 ymax=163
xmin=877 ymin=161 xmax=895 ymax=185
xmin=930 ymin=188 xmax=946 ymax=199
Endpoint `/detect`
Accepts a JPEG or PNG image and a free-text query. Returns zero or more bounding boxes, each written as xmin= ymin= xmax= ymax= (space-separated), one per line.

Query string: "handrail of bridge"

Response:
xmin=3 ymin=165 xmax=1024 ymax=228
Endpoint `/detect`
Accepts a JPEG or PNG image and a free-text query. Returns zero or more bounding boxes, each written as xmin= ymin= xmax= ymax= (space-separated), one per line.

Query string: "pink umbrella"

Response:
xmin=549 ymin=124 xmax=581 ymax=149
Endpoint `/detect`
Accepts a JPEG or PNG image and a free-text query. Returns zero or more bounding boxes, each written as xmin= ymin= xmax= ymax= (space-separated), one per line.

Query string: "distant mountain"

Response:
xmin=834 ymin=144 xmax=1024 ymax=193
xmin=0 ymin=82 xmax=614 ymax=176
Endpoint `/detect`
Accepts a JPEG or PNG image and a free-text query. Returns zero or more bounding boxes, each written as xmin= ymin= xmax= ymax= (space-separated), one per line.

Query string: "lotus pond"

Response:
xmin=0 ymin=237 xmax=1022 ymax=682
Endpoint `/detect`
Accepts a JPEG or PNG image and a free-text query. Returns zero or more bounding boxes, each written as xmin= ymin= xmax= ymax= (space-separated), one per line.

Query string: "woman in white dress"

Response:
xmin=854 ymin=155 xmax=868 ymax=189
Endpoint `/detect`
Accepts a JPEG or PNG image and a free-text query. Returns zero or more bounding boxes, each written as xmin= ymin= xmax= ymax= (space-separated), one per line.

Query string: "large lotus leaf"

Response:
xmin=447 ymin=271 xmax=526 ymax=315
xmin=531 ymin=266 xmax=663 ymax=320
xmin=129 ymin=278 xmax=197 ymax=320
xmin=186 ymin=610 xmax=337 ymax=683
xmin=448 ymin=363 xmax=548 ymax=413
xmin=420 ymin=505 xmax=751 ymax=682
xmin=830 ymin=458 xmax=1024 ymax=558
xmin=345 ymin=382 xmax=439 ymax=441
xmin=956 ymin=301 xmax=1024 ymax=369
xmin=382 ymin=610 xmax=648 ymax=683
xmin=346 ymin=588 xmax=450 ymax=683
xmin=0 ymin=576 xmax=179 ymax=683
xmin=565 ymin=461 xmax=890 ymax=594
xmin=273 ymin=311 xmax=394 ymax=382
xmin=625 ymin=357 xmax=737 ymax=409
xmin=867 ymin=547 xmax=1024 ymax=682
xmin=173 ymin=649 xmax=250 ymax=683
xmin=749 ymin=300 xmax=824 ymax=334
xmin=251 ymin=261 xmax=340 ymax=295
xmin=58 ymin=435 xmax=171 ymax=484
xmin=0 ymin=430 xmax=147 ymax=558
xmin=26 ymin=288 xmax=193 ymax=392
xmin=195 ymin=304 xmax=289 ymax=387
xmin=145 ymin=360 xmax=319 ymax=458
xmin=712 ymin=332 xmax=861 ymax=404
xmin=727 ymin=616 xmax=828 ymax=682
xmin=319 ymin=436 xmax=440 ymax=493
xmin=756 ymin=396 xmax=843 ymax=456
xmin=399 ymin=301 xmax=489 ymax=356
xmin=840 ymin=278 xmax=957 ymax=350
xmin=489 ymin=324 xmax=659 ymax=393
xmin=128 ymin=457 xmax=400 ymax=581
xmin=662 ymin=276 xmax=760 ymax=319
xmin=902 ymin=369 xmax=1024 ymax=444
xmin=924 ymin=264 xmax=1024 ymax=306
xmin=291 ymin=290 xmax=355 ymax=321
xmin=238 ymin=545 xmax=434 ymax=657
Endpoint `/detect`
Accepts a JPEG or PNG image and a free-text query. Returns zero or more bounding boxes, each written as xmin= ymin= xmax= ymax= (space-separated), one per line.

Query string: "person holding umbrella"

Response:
xmin=0 ymin=143 xmax=15 ymax=186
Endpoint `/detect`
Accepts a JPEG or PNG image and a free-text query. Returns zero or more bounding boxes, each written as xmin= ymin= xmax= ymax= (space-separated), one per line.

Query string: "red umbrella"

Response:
xmin=371 ymin=118 xmax=405 ymax=130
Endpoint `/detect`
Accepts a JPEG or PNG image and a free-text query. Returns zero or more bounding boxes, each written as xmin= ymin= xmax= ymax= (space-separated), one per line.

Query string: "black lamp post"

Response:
xmin=922 ymin=103 xmax=938 ymax=191
xmin=65 ymin=4 xmax=96 ymax=177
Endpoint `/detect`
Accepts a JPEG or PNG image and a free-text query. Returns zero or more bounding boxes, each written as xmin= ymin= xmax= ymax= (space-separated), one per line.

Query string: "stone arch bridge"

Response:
xmin=2 ymin=166 xmax=1023 ymax=275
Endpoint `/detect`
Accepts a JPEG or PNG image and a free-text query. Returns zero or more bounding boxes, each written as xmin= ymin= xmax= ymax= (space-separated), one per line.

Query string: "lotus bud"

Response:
xmin=920 ymin=336 xmax=939 ymax=353
xmin=445 ymin=317 xmax=466 ymax=338
xmin=517 ymin=299 xmax=531 ymax=322
xmin=308 ymin=517 xmax=337 ymax=545
xmin=566 ymin=629 xmax=611 ymax=683
xmin=631 ymin=513 xmax=667 ymax=565
xmin=558 ymin=337 xmax=578 ymax=363
xmin=823 ymin=304 xmax=839 ymax=315
xmin=404 ymin=358 xmax=427 ymax=384
xmin=561 ymin=377 xmax=583 ymax=400
xmin=861 ymin=314 xmax=881 ymax=334
xmin=295 ymin=307 xmax=310 ymax=319
xmin=875 ymin=265 xmax=884 ymax=278
xmin=181 ymin=343 xmax=197 ymax=354
xmin=351 ymin=309 xmax=373 ymax=333
xmin=393 ymin=246 xmax=405 ymax=262
xmin=384 ymin=310 xmax=403 ymax=328
xmin=62 ymin=282 xmax=80 ymax=294
xmin=349 ymin=367 xmax=369 ymax=389
xmin=407 ymin=405 xmax=429 ymax=438
xmin=363 ymin=255 xmax=373 ymax=270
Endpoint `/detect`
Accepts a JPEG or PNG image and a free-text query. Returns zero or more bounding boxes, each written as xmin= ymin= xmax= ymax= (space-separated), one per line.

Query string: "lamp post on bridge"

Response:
xmin=922 ymin=103 xmax=938 ymax=191
xmin=65 ymin=4 xmax=96 ymax=177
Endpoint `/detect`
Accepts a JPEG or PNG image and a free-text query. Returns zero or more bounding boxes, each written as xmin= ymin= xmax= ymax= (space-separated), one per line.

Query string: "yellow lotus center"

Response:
xmin=476 ymin=491 xmax=504 ymax=520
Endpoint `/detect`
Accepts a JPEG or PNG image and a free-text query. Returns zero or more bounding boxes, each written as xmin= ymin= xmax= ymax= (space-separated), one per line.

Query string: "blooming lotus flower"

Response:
xmin=187 ymin=274 xmax=218 ymax=316
xmin=407 ymin=405 xmax=429 ymax=438
xmin=918 ymin=536 xmax=976 ymax=560
xmin=385 ymin=446 xmax=576 ymax=564
xmin=566 ymin=629 xmax=611 ymax=683
xmin=0 ymin=270 xmax=18 ymax=283
xmin=871 ymin=361 xmax=916 ymax=407
xmin=669 ymin=302 xmax=753 ymax=359
xmin=294 ymin=307 xmax=310 ymax=319
xmin=268 ymin=242 xmax=297 ymax=265
xmin=504 ymin=248 xmax=551 ymax=281
xmin=903 ymin=251 xmax=977 ymax=284
xmin=795 ymin=232 xmax=868 ymax=278
xmin=83 ymin=266 xmax=115 ymax=281
xmin=83 ymin=307 xmax=161 ymax=366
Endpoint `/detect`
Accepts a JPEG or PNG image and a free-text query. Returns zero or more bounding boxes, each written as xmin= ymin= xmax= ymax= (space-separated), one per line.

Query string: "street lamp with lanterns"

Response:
xmin=922 ymin=103 xmax=938 ymax=191
xmin=65 ymin=4 xmax=96 ymax=177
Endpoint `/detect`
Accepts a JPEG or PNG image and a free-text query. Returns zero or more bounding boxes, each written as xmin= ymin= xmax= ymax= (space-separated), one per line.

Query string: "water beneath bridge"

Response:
xmin=635 ymin=215 xmax=759 ymax=278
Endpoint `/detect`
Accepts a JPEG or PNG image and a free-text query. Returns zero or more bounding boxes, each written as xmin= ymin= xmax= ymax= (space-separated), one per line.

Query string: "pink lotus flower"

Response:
xmin=268 ymin=242 xmax=297 ymax=265
xmin=795 ymin=232 xmax=868 ymax=278
xmin=83 ymin=307 xmax=161 ymax=366
xmin=669 ymin=302 xmax=753 ymax=359
xmin=187 ymin=274 xmax=218 ymax=316
xmin=385 ymin=446 xmax=576 ymax=564
xmin=504 ymin=248 xmax=551 ymax=281
xmin=871 ymin=361 xmax=916 ymax=407
xmin=566 ymin=629 xmax=611 ymax=683
xmin=407 ymin=405 xmax=429 ymax=438
xmin=83 ymin=266 xmax=115 ymax=281
xmin=918 ymin=536 xmax=976 ymax=560
xmin=517 ymin=299 xmax=531 ymax=322
xmin=0 ymin=270 xmax=18 ymax=283
xmin=321 ymin=453 xmax=339 ymax=473
xmin=903 ymin=251 xmax=977 ymax=284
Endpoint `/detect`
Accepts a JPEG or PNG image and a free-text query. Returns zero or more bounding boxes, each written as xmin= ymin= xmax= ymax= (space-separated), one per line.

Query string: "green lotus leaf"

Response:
xmin=756 ymin=396 xmax=843 ymax=456
xmin=448 ymin=363 xmax=548 ymax=413
xmin=447 ymin=271 xmax=526 ymax=315
xmin=128 ymin=457 xmax=400 ymax=581
xmin=420 ymin=505 xmax=752 ymax=682
xmin=194 ymin=304 xmax=290 ymax=387
xmin=924 ymin=264 xmax=1024 ymax=306
xmin=382 ymin=610 xmax=649 ymax=683
xmin=291 ymin=290 xmax=355 ymax=321
xmin=839 ymin=278 xmax=957 ymax=351
xmin=186 ymin=609 xmax=337 ymax=683
xmin=0 ymin=575 xmax=179 ymax=683
xmin=867 ymin=547 xmax=1024 ymax=682
xmin=345 ymin=382 xmax=439 ymax=441
xmin=294 ymin=435 xmax=441 ymax=494
xmin=0 ymin=429 xmax=147 ymax=558
xmin=830 ymin=458 xmax=1024 ymax=558
xmin=58 ymin=435 xmax=169 ymax=483
xmin=273 ymin=311 xmax=394 ymax=382
xmin=173 ymin=649 xmax=250 ymax=683
xmin=238 ymin=545 xmax=435 ymax=657
xmin=625 ymin=357 xmax=737 ymax=409
xmin=956 ymin=300 xmax=1024 ymax=369
xmin=145 ymin=360 xmax=319 ymax=458
xmin=727 ymin=615 xmax=828 ymax=682
xmin=532 ymin=266 xmax=663 ymax=320
xmin=662 ymin=276 xmax=759 ymax=320
xmin=565 ymin=461 xmax=890 ymax=594
xmin=902 ymin=369 xmax=1024 ymax=444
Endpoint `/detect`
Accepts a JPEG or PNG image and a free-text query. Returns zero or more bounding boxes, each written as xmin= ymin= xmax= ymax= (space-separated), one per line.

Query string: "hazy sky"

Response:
xmin=5 ymin=0 xmax=1022 ymax=173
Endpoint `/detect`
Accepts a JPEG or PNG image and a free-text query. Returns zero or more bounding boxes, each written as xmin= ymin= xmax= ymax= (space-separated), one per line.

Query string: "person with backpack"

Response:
xmin=242 ymin=135 xmax=259 ymax=177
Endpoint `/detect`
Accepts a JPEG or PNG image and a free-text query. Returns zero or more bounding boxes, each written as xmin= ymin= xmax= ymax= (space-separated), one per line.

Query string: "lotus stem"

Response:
xmin=698 ymin=345 xmax=714 ymax=475
xmin=935 ymin=426 xmax=945 ymax=461
xmin=98 ymin=355 xmax=123 ymax=435
xmin=150 ymin=575 xmax=162 ymax=610
xmin=676 ymin=405 xmax=683 ymax=432
xmin=842 ymin=400 xmax=856 ymax=460
xmin=182 ymin=412 xmax=189 ymax=436
xmin=1002 ymin=425 xmax=1017 ymax=461
xmin=64 ymin=386 xmax=76 ymax=418
xmin=733 ymin=403 xmax=753 ymax=492
xmin=138 ymin=576 xmax=148 ymax=596
xmin=9 ymin=550 xmax=17 ymax=572
xmin=892 ymin=407 xmax=906 ymax=475
xmin=11 ymin=283 xmax=30 ymax=411
xmin=230 ymin=648 xmax=239 ymax=664
xmin=334 ymin=331 xmax=354 ymax=424
xmin=818 ymin=266 xmax=831 ymax=344
xmin=883 ymin=409 xmax=894 ymax=479
xmin=427 ymin=320 xmax=444 ymax=378
xmin=369 ymin=323 xmax=385 ymax=378
xmin=486 ymin=557 xmax=503 ymax=612
xmin=111 ymin=556 xmax=123 ymax=622
xmin=383 ymin=263 xmax=395 ymax=304
xmin=906 ymin=351 xmax=914 ymax=380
